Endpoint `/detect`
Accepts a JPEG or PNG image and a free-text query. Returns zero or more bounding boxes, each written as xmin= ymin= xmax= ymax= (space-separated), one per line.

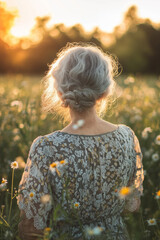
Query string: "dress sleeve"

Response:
xmin=17 ymin=136 xmax=52 ymax=230
xmin=125 ymin=130 xmax=144 ymax=212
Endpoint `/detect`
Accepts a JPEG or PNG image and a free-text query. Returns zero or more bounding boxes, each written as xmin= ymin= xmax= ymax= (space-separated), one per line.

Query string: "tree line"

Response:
xmin=0 ymin=4 xmax=160 ymax=74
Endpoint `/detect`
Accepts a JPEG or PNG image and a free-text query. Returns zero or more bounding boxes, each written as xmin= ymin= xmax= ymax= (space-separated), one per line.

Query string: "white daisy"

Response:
xmin=85 ymin=226 xmax=104 ymax=236
xmin=29 ymin=191 xmax=35 ymax=200
xmin=1 ymin=178 xmax=7 ymax=184
xmin=141 ymin=127 xmax=152 ymax=139
xmin=144 ymin=127 xmax=152 ymax=133
xmin=152 ymin=153 xmax=159 ymax=162
xmin=11 ymin=161 xmax=19 ymax=169
xmin=50 ymin=161 xmax=60 ymax=172
xmin=147 ymin=218 xmax=157 ymax=226
xmin=142 ymin=131 xmax=148 ymax=139
xmin=155 ymin=135 xmax=160 ymax=145
xmin=73 ymin=202 xmax=80 ymax=209
xmin=92 ymin=226 xmax=104 ymax=235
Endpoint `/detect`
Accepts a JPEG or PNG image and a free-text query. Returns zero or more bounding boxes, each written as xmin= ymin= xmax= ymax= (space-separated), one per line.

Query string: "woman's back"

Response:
xmin=18 ymin=124 xmax=144 ymax=239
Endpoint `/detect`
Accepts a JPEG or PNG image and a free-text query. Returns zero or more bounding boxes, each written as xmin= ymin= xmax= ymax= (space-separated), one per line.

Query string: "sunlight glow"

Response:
xmin=10 ymin=24 xmax=31 ymax=38
xmin=2 ymin=0 xmax=160 ymax=38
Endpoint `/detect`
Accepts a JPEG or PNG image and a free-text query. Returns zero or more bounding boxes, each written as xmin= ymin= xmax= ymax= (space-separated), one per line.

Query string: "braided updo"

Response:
xmin=41 ymin=43 xmax=119 ymax=122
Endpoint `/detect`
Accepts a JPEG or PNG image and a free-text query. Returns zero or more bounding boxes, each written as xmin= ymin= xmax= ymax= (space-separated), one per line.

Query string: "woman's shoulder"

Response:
xmin=45 ymin=124 xmax=135 ymax=136
xmin=119 ymin=124 xmax=134 ymax=132
xmin=120 ymin=124 xmax=138 ymax=138
xmin=31 ymin=124 xmax=135 ymax=146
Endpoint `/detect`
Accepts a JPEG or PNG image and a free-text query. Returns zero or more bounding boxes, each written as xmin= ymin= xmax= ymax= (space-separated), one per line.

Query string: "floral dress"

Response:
xmin=17 ymin=124 xmax=144 ymax=240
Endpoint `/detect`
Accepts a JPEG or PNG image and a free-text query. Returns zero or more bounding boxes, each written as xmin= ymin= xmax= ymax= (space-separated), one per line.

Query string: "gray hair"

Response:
xmin=41 ymin=43 xmax=119 ymax=121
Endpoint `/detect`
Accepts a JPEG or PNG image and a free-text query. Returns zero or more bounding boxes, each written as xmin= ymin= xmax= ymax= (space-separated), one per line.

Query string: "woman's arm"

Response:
xmin=17 ymin=136 xmax=52 ymax=239
xmin=123 ymin=130 xmax=144 ymax=214
xmin=18 ymin=210 xmax=44 ymax=240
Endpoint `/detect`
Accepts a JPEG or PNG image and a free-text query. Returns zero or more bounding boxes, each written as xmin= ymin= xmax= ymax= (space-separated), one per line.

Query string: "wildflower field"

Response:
xmin=0 ymin=74 xmax=160 ymax=240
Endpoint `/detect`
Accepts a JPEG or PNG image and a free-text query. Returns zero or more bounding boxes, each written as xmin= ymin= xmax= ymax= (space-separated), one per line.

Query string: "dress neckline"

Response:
xmin=56 ymin=124 xmax=121 ymax=137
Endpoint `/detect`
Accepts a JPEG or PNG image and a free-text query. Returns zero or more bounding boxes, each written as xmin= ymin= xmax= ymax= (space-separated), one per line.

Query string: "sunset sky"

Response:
xmin=2 ymin=0 xmax=160 ymax=38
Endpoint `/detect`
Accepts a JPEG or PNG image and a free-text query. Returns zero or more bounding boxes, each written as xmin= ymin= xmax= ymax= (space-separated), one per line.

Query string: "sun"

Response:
xmin=10 ymin=25 xmax=29 ymax=38
xmin=10 ymin=19 xmax=31 ymax=38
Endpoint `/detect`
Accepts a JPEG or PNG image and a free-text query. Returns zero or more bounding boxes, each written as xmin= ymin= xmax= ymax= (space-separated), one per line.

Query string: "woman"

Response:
xmin=17 ymin=43 xmax=144 ymax=240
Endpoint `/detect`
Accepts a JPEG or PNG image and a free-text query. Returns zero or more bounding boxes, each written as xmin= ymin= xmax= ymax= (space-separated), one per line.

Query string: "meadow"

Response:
xmin=0 ymin=74 xmax=160 ymax=240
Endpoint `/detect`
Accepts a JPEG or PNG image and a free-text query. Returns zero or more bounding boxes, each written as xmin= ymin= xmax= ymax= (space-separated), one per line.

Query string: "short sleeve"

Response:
xmin=17 ymin=136 xmax=52 ymax=230
xmin=125 ymin=130 xmax=144 ymax=212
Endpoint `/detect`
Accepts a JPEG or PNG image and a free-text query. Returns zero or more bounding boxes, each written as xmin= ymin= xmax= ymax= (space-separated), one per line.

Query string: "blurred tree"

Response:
xmin=0 ymin=1 xmax=18 ymax=72
xmin=137 ymin=22 xmax=160 ymax=74
xmin=123 ymin=5 xmax=139 ymax=28
xmin=0 ymin=2 xmax=18 ymax=40
xmin=0 ymin=39 xmax=10 ymax=73
xmin=109 ymin=5 xmax=160 ymax=74
xmin=30 ymin=16 xmax=51 ymax=42
xmin=109 ymin=26 xmax=153 ymax=73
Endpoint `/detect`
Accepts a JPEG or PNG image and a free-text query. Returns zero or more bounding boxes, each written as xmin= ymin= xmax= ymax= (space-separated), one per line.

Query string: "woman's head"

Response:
xmin=41 ymin=42 xmax=119 ymax=122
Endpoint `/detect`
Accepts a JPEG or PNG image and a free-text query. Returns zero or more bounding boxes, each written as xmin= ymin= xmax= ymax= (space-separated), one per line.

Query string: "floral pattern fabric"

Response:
xmin=17 ymin=124 xmax=144 ymax=240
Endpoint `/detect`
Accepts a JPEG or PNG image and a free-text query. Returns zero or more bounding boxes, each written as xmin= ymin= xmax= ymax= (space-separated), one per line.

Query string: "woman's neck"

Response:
xmin=60 ymin=107 xmax=117 ymax=135
xmin=69 ymin=107 xmax=100 ymax=126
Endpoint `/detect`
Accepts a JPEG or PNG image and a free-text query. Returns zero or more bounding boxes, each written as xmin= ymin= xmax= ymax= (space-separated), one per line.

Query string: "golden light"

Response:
xmin=10 ymin=24 xmax=30 ymax=38
xmin=1 ymin=0 xmax=160 ymax=40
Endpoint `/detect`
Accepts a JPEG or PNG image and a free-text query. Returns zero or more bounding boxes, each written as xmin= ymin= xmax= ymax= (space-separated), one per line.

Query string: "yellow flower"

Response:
xmin=119 ymin=187 xmax=131 ymax=198
xmin=50 ymin=162 xmax=58 ymax=168
xmin=11 ymin=161 xmax=19 ymax=169
xmin=60 ymin=160 xmax=65 ymax=164
xmin=155 ymin=190 xmax=160 ymax=199
xmin=29 ymin=192 xmax=35 ymax=199
xmin=1 ymin=178 xmax=7 ymax=184
xmin=50 ymin=162 xmax=61 ymax=176
xmin=50 ymin=160 xmax=68 ymax=176
xmin=50 ymin=161 xmax=60 ymax=169
xmin=44 ymin=227 xmax=51 ymax=232
xmin=157 ymin=190 xmax=160 ymax=196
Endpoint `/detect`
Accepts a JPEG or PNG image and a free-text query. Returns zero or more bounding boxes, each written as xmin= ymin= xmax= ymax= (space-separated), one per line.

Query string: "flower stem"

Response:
xmin=0 ymin=215 xmax=10 ymax=228
xmin=8 ymin=168 xmax=14 ymax=223
xmin=139 ymin=207 xmax=147 ymax=239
